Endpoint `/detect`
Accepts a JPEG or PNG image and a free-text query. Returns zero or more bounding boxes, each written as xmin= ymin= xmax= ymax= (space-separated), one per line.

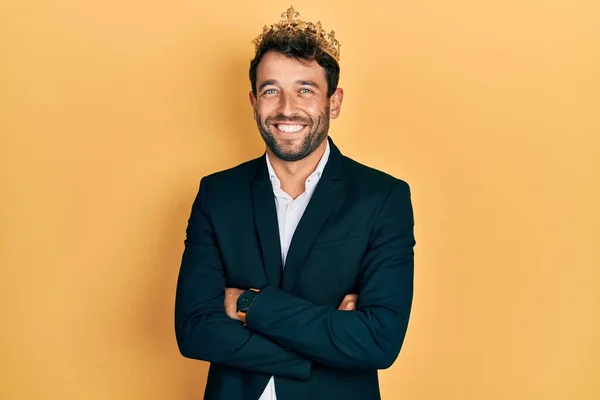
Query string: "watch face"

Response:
xmin=238 ymin=297 xmax=251 ymax=311
xmin=237 ymin=290 xmax=258 ymax=312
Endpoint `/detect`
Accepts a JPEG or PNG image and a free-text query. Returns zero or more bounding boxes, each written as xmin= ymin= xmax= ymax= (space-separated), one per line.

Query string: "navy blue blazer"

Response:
xmin=175 ymin=137 xmax=415 ymax=400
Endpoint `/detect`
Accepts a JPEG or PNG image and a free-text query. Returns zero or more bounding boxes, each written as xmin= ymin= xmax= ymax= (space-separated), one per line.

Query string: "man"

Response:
xmin=175 ymin=6 xmax=415 ymax=400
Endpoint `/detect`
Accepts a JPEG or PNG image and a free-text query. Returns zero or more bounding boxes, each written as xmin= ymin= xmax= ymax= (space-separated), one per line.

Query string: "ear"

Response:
xmin=249 ymin=90 xmax=257 ymax=108
xmin=329 ymin=88 xmax=344 ymax=119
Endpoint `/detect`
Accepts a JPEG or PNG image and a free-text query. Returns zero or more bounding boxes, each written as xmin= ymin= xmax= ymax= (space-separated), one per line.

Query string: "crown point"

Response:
xmin=282 ymin=6 xmax=300 ymax=21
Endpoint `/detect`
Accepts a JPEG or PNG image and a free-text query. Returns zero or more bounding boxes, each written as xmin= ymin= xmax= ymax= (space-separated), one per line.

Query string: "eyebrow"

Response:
xmin=257 ymin=79 xmax=322 ymax=92
xmin=258 ymin=79 xmax=277 ymax=92
xmin=297 ymin=80 xmax=320 ymax=88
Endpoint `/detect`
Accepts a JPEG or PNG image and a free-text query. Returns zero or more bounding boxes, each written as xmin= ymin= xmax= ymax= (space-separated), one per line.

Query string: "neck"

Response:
xmin=267 ymin=139 xmax=328 ymax=199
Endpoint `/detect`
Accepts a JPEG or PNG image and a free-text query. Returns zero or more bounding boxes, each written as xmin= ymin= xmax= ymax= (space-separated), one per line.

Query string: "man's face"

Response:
xmin=250 ymin=51 xmax=343 ymax=162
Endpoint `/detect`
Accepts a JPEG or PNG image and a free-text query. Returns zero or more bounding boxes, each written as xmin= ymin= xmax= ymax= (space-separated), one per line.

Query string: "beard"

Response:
xmin=255 ymin=103 xmax=330 ymax=162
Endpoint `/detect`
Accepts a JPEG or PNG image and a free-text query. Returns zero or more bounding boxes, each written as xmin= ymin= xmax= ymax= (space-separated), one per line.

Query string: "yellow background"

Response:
xmin=1 ymin=0 xmax=599 ymax=399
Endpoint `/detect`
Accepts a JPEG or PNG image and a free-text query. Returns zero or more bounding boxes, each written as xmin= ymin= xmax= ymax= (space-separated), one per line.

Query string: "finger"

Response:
xmin=338 ymin=300 xmax=356 ymax=311
xmin=339 ymin=294 xmax=357 ymax=309
xmin=338 ymin=296 xmax=350 ymax=310
xmin=342 ymin=294 xmax=357 ymax=304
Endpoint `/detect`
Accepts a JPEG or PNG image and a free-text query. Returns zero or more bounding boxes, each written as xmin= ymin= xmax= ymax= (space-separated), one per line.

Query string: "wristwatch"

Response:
xmin=236 ymin=288 xmax=259 ymax=324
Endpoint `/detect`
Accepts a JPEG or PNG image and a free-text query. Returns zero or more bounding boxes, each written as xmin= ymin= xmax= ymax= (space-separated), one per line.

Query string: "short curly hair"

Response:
xmin=249 ymin=31 xmax=340 ymax=98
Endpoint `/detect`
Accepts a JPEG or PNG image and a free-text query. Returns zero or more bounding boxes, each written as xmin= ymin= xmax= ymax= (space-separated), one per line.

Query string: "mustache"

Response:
xmin=266 ymin=114 xmax=311 ymax=125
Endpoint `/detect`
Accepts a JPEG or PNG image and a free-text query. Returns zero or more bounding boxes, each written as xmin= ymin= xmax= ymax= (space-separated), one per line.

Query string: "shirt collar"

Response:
xmin=265 ymin=139 xmax=330 ymax=187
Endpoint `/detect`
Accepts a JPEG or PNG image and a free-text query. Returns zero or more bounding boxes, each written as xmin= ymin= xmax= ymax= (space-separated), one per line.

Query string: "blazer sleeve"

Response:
xmin=245 ymin=180 xmax=415 ymax=371
xmin=174 ymin=177 xmax=312 ymax=380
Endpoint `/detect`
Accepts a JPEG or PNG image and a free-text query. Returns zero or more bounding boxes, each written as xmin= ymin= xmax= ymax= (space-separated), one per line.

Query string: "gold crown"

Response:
xmin=252 ymin=6 xmax=341 ymax=63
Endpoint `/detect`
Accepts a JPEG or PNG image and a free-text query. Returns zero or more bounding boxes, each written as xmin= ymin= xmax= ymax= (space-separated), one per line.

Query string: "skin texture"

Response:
xmin=224 ymin=51 xmax=355 ymax=321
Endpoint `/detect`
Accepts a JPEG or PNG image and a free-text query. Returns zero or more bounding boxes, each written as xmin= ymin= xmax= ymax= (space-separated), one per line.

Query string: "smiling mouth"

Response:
xmin=274 ymin=123 xmax=306 ymax=133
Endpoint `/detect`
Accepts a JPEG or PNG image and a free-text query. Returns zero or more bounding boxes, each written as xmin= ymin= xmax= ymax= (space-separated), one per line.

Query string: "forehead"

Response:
xmin=256 ymin=51 xmax=326 ymax=85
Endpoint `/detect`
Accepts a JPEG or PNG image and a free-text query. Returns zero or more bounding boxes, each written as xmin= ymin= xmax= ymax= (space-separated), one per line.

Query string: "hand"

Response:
xmin=224 ymin=287 xmax=244 ymax=320
xmin=337 ymin=293 xmax=357 ymax=311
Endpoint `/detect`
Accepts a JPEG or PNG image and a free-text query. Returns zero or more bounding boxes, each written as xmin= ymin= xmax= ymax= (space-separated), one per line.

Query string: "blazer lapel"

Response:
xmin=282 ymin=138 xmax=347 ymax=292
xmin=251 ymin=158 xmax=283 ymax=288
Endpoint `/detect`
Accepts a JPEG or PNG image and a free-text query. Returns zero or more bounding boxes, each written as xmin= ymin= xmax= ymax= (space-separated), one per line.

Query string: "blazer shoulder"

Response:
xmin=200 ymin=156 xmax=263 ymax=190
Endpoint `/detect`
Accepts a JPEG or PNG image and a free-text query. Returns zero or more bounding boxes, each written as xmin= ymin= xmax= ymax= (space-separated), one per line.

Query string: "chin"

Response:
xmin=272 ymin=147 xmax=304 ymax=161
xmin=275 ymin=152 xmax=307 ymax=162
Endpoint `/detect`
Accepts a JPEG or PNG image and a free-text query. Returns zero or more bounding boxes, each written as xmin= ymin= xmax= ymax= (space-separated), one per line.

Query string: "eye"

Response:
xmin=299 ymin=88 xmax=313 ymax=94
xmin=263 ymin=88 xmax=277 ymax=95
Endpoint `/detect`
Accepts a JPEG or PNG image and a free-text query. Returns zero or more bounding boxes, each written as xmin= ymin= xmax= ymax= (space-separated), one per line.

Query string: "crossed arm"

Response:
xmin=175 ymin=177 xmax=312 ymax=379
xmin=224 ymin=288 xmax=357 ymax=320
xmin=175 ymin=177 xmax=414 ymax=377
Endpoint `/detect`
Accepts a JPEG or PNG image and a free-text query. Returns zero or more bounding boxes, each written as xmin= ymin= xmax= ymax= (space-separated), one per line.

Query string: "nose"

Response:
xmin=277 ymin=91 xmax=297 ymax=117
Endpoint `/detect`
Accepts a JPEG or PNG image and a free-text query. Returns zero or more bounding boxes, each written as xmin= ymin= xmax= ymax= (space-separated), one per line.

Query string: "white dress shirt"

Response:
xmin=258 ymin=141 xmax=331 ymax=400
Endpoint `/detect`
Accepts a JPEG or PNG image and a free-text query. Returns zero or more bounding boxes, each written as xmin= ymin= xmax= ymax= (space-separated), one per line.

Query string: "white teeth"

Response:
xmin=276 ymin=124 xmax=304 ymax=133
